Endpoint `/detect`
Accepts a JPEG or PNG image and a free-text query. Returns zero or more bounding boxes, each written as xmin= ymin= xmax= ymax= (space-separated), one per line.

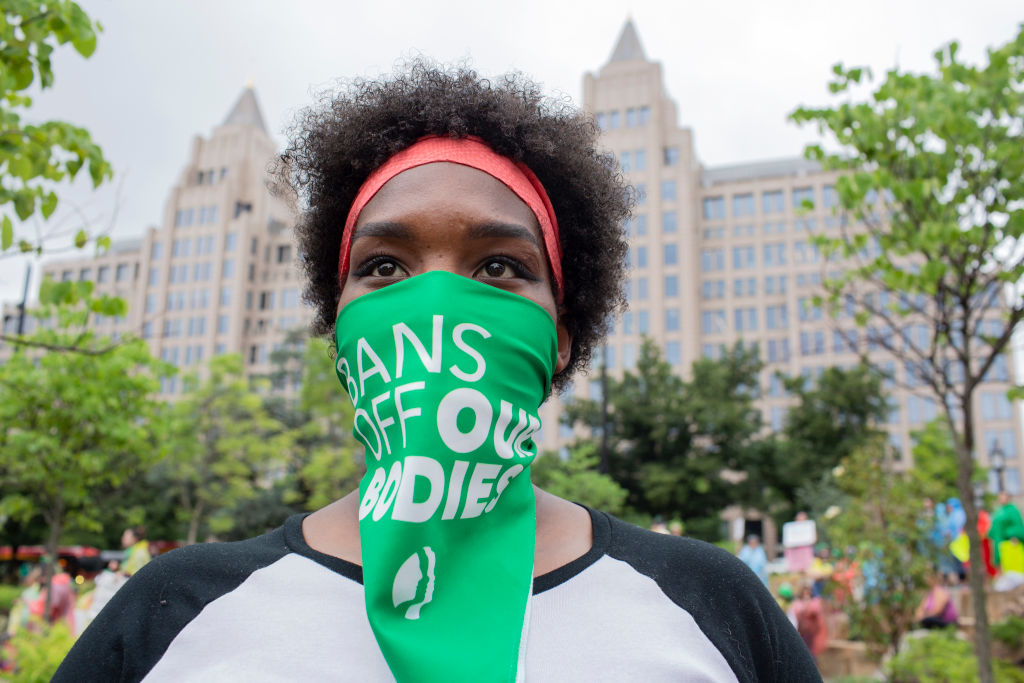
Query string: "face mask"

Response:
xmin=335 ymin=271 xmax=558 ymax=682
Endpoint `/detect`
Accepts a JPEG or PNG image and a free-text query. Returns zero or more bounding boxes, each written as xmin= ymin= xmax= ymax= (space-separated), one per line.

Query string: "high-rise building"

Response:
xmin=2 ymin=25 xmax=1020 ymax=499
xmin=536 ymin=21 xmax=1023 ymax=498
xmin=1 ymin=87 xmax=309 ymax=393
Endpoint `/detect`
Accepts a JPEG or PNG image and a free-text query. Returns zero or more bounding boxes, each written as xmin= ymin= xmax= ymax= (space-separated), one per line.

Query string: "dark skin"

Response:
xmin=302 ymin=162 xmax=593 ymax=575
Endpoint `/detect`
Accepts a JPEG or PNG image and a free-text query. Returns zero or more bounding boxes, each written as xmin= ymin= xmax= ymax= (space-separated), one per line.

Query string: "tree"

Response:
xmin=263 ymin=331 xmax=363 ymax=512
xmin=754 ymin=364 xmax=888 ymax=526
xmin=791 ymin=26 xmax=1024 ymax=681
xmin=564 ymin=339 xmax=764 ymax=539
xmin=825 ymin=437 xmax=946 ymax=659
xmin=0 ymin=1 xmax=111 ymax=258
xmin=532 ymin=445 xmax=629 ymax=516
xmin=0 ymin=278 xmax=165 ymax=612
xmin=152 ymin=354 xmax=291 ymax=544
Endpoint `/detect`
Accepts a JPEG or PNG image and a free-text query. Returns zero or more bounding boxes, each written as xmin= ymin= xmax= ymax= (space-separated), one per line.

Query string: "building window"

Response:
xmin=78 ymin=268 xmax=91 ymax=281
xmin=666 ymin=341 xmax=681 ymax=366
xmin=623 ymin=344 xmax=636 ymax=369
xmin=658 ymin=210 xmax=678 ymax=234
xmin=701 ymin=249 xmax=724 ymax=272
xmin=767 ymin=338 xmax=791 ymax=363
xmin=635 ymin=277 xmax=648 ymax=300
xmin=596 ymin=113 xmax=607 ymax=130
xmin=732 ymin=193 xmax=755 ymax=217
xmin=766 ymin=305 xmax=789 ymax=330
xmin=732 ymin=245 xmax=755 ymax=270
xmin=798 ymin=297 xmax=823 ymax=322
xmin=762 ymin=190 xmax=784 ymax=214
xmin=222 ymin=259 xmax=235 ymax=278
xmin=701 ymin=310 xmax=726 ymax=334
xmin=661 ymin=180 xmax=676 ymax=201
xmin=276 ymin=245 xmax=292 ymax=263
xmin=664 ymin=275 xmax=679 ymax=297
xmin=734 ymin=277 xmax=757 ymax=297
xmin=734 ymin=307 xmax=757 ymax=332
xmin=218 ymin=315 xmax=229 ymax=334
xmin=822 ymin=185 xmax=838 ymax=208
xmin=981 ymin=392 xmax=1014 ymax=421
xmin=626 ymin=108 xmax=637 ymax=127
xmin=619 ymin=150 xmax=631 ymax=172
xmin=634 ymin=149 xmax=647 ymax=171
xmin=665 ymin=308 xmax=681 ymax=331
xmin=763 ymin=242 xmax=786 ymax=267
xmin=702 ymin=196 xmax=725 ymax=220
xmin=640 ymin=106 xmax=650 ymax=124
xmin=608 ymin=111 xmax=621 ymax=129
xmin=95 ymin=266 xmax=109 ymax=283
xmin=637 ymin=310 xmax=650 ymax=334
xmin=635 ymin=184 xmax=647 ymax=205
xmin=664 ymin=146 xmax=679 ymax=166
xmin=664 ymin=244 xmax=678 ymax=266
xmin=793 ymin=187 xmax=815 ymax=209
xmin=701 ymin=279 xmax=725 ymax=300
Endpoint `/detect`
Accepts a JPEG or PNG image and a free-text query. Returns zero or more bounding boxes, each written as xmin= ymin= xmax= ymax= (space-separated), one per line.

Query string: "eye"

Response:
xmin=371 ymin=260 xmax=402 ymax=277
xmin=481 ymin=259 xmax=514 ymax=279
xmin=353 ymin=255 xmax=408 ymax=279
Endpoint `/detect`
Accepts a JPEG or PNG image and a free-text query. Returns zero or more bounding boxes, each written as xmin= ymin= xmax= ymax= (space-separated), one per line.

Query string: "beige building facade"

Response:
xmin=538 ymin=21 xmax=1023 ymax=498
xmin=2 ymin=25 xmax=1021 ymax=499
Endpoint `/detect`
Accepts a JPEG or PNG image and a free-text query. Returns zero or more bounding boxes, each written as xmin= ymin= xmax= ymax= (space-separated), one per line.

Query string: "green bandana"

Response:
xmin=334 ymin=271 xmax=558 ymax=682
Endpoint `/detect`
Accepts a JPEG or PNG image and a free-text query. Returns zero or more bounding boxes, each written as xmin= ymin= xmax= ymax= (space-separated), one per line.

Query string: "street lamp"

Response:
xmin=973 ymin=481 xmax=987 ymax=511
xmin=990 ymin=443 xmax=1006 ymax=494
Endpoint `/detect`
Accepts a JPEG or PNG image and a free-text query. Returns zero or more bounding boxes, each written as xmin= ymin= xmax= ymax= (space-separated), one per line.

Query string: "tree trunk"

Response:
xmin=953 ymin=405 xmax=994 ymax=683
xmin=42 ymin=505 xmax=63 ymax=624
xmin=186 ymin=501 xmax=204 ymax=545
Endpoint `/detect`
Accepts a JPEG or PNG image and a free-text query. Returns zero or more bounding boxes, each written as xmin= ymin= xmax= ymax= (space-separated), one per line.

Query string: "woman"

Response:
xmin=792 ymin=584 xmax=828 ymax=661
xmin=56 ymin=62 xmax=818 ymax=682
xmin=914 ymin=572 xmax=958 ymax=629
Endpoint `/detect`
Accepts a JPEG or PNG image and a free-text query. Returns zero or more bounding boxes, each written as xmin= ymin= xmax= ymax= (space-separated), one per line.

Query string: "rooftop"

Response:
xmin=701 ymin=157 xmax=822 ymax=186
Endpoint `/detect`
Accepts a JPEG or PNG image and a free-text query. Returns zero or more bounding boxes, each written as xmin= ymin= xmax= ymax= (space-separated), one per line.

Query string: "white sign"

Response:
xmin=782 ymin=520 xmax=817 ymax=548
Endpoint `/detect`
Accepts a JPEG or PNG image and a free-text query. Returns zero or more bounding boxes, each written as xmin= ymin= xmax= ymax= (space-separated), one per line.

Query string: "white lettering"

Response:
xmin=484 ymin=465 xmax=524 ymax=513
xmin=394 ymin=382 xmax=425 ymax=448
xmin=391 ymin=456 xmax=445 ymax=523
xmin=437 ymin=387 xmax=493 ymax=454
xmin=494 ymin=401 xmax=529 ymax=459
xmin=354 ymin=408 xmax=383 ymax=461
xmin=370 ymin=391 xmax=395 ymax=455
xmin=450 ymin=323 xmax=491 ymax=382
xmin=394 ymin=316 xmax=443 ymax=378
xmin=461 ymin=463 xmax=501 ymax=519
xmin=442 ymin=460 xmax=469 ymax=520
xmin=335 ymin=356 xmax=359 ymax=404
xmin=358 ymin=468 xmax=387 ymax=520
xmin=372 ymin=461 xmax=403 ymax=521
xmin=357 ymin=337 xmax=392 ymax=394
xmin=512 ymin=414 xmax=541 ymax=459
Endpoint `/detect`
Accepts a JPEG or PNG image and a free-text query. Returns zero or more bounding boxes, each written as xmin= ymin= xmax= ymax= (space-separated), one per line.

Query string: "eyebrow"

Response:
xmin=352 ymin=221 xmax=540 ymax=247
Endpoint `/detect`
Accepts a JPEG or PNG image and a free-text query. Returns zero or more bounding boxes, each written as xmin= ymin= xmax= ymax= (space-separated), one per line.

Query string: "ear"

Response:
xmin=554 ymin=314 xmax=573 ymax=374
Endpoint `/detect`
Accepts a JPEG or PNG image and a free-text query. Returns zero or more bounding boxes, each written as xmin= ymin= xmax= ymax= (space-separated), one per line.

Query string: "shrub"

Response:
xmin=992 ymin=616 xmax=1024 ymax=651
xmin=0 ymin=584 xmax=24 ymax=614
xmin=6 ymin=622 xmax=75 ymax=682
xmin=886 ymin=631 xmax=1024 ymax=683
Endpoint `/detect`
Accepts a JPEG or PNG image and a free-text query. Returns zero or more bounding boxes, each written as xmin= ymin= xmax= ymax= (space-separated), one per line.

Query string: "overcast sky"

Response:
xmin=1 ymin=0 xmax=1020 ymax=305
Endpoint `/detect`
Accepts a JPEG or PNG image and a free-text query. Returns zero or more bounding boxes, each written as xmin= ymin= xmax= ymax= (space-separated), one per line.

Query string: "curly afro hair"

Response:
xmin=272 ymin=60 xmax=631 ymax=392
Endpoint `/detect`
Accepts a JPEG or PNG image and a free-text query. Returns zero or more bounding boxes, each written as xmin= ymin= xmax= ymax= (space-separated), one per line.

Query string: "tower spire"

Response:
xmin=222 ymin=86 xmax=267 ymax=132
xmin=608 ymin=19 xmax=647 ymax=63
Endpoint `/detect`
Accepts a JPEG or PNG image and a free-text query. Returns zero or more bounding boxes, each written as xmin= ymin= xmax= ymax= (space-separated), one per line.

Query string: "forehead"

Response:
xmin=354 ymin=162 xmax=540 ymax=234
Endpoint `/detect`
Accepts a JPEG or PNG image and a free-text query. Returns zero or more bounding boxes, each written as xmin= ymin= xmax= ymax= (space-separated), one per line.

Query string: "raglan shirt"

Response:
xmin=54 ymin=508 xmax=821 ymax=682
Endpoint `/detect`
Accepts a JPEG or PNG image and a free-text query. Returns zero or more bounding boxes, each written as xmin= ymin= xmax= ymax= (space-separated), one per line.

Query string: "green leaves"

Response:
xmin=0 ymin=1 xmax=110 ymax=256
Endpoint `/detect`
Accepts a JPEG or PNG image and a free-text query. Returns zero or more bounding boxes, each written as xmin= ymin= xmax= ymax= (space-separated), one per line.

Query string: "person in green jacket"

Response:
xmin=120 ymin=526 xmax=151 ymax=577
xmin=988 ymin=492 xmax=1024 ymax=569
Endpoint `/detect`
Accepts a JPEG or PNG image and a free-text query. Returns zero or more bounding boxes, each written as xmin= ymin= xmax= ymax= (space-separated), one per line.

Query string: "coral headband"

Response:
xmin=338 ymin=136 xmax=563 ymax=297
